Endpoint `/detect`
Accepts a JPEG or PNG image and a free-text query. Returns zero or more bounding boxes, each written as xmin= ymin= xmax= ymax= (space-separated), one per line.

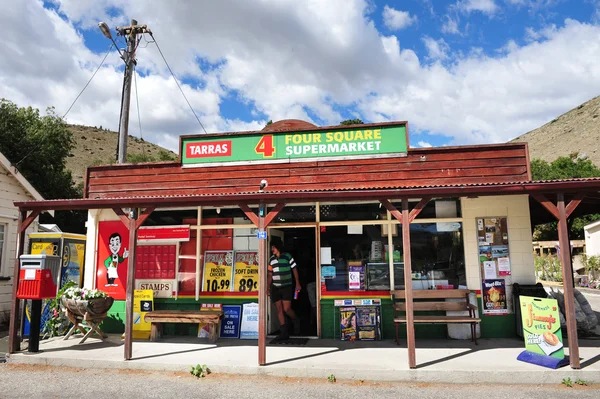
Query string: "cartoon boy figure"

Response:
xmin=104 ymin=232 xmax=128 ymax=286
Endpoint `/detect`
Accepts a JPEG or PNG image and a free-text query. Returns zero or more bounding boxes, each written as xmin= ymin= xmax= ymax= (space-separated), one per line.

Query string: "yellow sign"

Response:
xmin=233 ymin=251 xmax=259 ymax=292
xmin=133 ymin=289 xmax=153 ymax=339
xmin=31 ymin=242 xmax=57 ymax=255
xmin=202 ymin=251 xmax=234 ymax=292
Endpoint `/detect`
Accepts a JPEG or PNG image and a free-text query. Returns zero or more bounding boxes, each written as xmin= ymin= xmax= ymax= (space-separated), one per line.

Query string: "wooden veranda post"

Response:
xmin=258 ymin=201 xmax=266 ymax=365
xmin=401 ymin=198 xmax=416 ymax=369
xmin=240 ymin=202 xmax=285 ymax=366
xmin=124 ymin=209 xmax=138 ymax=361
xmin=557 ymin=193 xmax=580 ymax=369
xmin=114 ymin=206 xmax=154 ymax=361
xmin=379 ymin=198 xmax=429 ymax=369
xmin=531 ymin=192 xmax=582 ymax=369
xmin=8 ymin=210 xmax=26 ymax=353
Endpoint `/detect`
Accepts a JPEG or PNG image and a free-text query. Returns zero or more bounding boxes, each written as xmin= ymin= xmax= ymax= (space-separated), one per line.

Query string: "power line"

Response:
xmin=133 ymin=64 xmax=143 ymax=141
xmin=149 ymin=32 xmax=208 ymax=134
xmin=63 ymin=43 xmax=115 ymax=119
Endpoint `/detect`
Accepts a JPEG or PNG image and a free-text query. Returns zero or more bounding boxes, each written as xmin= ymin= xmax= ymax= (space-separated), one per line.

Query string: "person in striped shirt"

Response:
xmin=268 ymin=240 xmax=301 ymax=339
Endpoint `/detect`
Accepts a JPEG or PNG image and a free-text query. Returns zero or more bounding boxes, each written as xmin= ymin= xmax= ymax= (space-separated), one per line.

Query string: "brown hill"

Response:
xmin=66 ymin=125 xmax=177 ymax=187
xmin=510 ymin=95 xmax=600 ymax=166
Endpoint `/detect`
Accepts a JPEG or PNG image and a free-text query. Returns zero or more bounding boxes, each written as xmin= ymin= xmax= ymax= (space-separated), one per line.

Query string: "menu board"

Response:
xmin=202 ymin=250 xmax=234 ymax=292
xmin=519 ymin=296 xmax=564 ymax=359
xmin=476 ymin=217 xmax=511 ymax=315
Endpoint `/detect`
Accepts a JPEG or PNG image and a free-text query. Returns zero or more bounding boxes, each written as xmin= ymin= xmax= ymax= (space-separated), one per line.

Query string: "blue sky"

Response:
xmin=2 ymin=0 xmax=600 ymax=150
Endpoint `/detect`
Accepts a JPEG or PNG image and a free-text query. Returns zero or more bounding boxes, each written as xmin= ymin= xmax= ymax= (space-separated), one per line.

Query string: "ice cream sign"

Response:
xmin=180 ymin=123 xmax=408 ymax=167
xmin=519 ymin=296 xmax=564 ymax=359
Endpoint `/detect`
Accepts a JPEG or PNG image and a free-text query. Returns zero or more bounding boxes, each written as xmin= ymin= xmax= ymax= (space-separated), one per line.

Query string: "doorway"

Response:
xmin=267 ymin=225 xmax=317 ymax=337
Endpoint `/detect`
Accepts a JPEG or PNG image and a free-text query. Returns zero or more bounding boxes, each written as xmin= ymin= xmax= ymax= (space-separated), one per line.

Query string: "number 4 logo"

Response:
xmin=255 ymin=135 xmax=275 ymax=157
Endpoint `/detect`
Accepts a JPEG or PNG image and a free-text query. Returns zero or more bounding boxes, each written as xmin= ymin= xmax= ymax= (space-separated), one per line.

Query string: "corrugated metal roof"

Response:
xmin=14 ymin=176 xmax=600 ymax=211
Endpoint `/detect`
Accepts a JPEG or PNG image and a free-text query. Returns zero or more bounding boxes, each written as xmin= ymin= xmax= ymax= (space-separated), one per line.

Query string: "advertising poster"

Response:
xmin=202 ymin=250 xmax=234 ymax=292
xmin=482 ymin=279 xmax=508 ymax=315
xmin=233 ymin=251 xmax=258 ymax=292
xmin=133 ymin=289 xmax=153 ymax=340
xmin=348 ymin=264 xmax=365 ymax=290
xmin=198 ymin=303 xmax=223 ymax=338
xmin=520 ymin=296 xmax=564 ymax=359
xmin=357 ymin=306 xmax=380 ymax=341
xmin=340 ymin=306 xmax=357 ymax=341
xmin=96 ymin=221 xmax=130 ymax=300
xmin=240 ymin=302 xmax=259 ymax=339
xmin=219 ymin=305 xmax=242 ymax=339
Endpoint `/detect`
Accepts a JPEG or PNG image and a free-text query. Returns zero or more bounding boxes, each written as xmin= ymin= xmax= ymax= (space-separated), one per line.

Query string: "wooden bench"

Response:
xmin=144 ymin=310 xmax=223 ymax=343
xmin=391 ymin=289 xmax=481 ymax=344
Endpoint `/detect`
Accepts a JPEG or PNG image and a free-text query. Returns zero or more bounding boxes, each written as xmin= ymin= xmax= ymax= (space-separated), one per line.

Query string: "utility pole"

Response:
xmin=99 ymin=19 xmax=151 ymax=163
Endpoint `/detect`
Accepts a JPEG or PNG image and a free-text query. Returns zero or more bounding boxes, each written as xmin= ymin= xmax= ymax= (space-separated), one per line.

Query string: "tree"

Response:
xmin=0 ymin=99 xmax=85 ymax=233
xmin=531 ymin=154 xmax=600 ymax=240
xmin=340 ymin=118 xmax=363 ymax=125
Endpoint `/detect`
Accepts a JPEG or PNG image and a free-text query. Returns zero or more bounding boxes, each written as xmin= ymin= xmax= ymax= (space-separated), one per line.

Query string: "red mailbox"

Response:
xmin=16 ymin=254 xmax=61 ymax=300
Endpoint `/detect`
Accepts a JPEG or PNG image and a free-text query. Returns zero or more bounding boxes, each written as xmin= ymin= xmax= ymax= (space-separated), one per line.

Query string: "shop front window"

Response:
xmin=320 ymin=224 xmax=392 ymax=292
xmin=392 ymin=222 xmax=465 ymax=289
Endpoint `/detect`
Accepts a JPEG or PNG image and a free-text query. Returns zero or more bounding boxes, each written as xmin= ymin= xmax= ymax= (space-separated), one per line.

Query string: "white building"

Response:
xmin=584 ymin=219 xmax=600 ymax=257
xmin=0 ymin=152 xmax=45 ymax=327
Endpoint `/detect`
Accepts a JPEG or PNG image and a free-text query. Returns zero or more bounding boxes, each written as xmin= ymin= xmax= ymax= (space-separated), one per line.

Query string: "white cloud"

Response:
xmin=441 ymin=16 xmax=461 ymax=34
xmin=417 ymin=141 xmax=433 ymax=148
xmin=423 ymin=37 xmax=450 ymax=61
xmin=457 ymin=0 xmax=499 ymax=15
xmin=382 ymin=5 xmax=417 ymax=30
xmin=2 ymin=0 xmax=600 ymax=154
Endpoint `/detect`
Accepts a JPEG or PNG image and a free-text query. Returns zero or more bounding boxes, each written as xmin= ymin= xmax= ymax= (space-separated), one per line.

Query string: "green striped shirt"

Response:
xmin=268 ymin=253 xmax=296 ymax=287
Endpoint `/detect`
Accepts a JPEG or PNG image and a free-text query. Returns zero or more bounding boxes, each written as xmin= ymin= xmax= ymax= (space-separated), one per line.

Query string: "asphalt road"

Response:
xmin=0 ymin=364 xmax=598 ymax=399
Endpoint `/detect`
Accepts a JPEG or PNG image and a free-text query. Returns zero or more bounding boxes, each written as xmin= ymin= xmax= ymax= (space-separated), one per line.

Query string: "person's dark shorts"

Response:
xmin=270 ymin=285 xmax=294 ymax=302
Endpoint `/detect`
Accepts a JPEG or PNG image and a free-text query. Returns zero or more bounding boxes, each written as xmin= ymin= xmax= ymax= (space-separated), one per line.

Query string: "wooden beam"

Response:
xmin=264 ymin=203 xmax=286 ymax=227
xmin=565 ymin=193 xmax=584 ymax=218
xmin=239 ymin=204 xmax=259 ymax=226
xmin=19 ymin=210 xmax=41 ymax=233
xmin=557 ymin=193 xmax=580 ymax=369
xmin=8 ymin=211 xmax=26 ymax=353
xmin=124 ymin=209 xmax=139 ymax=361
xmin=379 ymin=199 xmax=402 ymax=223
xmin=258 ymin=202 xmax=267 ymax=366
xmin=530 ymin=193 xmax=560 ymax=220
xmin=402 ymin=198 xmax=416 ymax=369
xmin=408 ymin=197 xmax=431 ymax=223
xmin=135 ymin=207 xmax=155 ymax=230
xmin=112 ymin=207 xmax=130 ymax=227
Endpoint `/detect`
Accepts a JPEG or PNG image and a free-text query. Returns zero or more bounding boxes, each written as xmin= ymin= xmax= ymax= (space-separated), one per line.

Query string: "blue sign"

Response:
xmin=256 ymin=230 xmax=267 ymax=239
xmin=219 ymin=305 xmax=242 ymax=339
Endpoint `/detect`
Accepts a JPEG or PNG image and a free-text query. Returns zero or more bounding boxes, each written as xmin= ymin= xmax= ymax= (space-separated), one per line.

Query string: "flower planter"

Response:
xmin=61 ymin=296 xmax=114 ymax=318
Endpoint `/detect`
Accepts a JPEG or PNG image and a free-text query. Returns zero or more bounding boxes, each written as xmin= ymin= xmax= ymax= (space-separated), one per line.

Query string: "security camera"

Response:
xmin=259 ymin=179 xmax=268 ymax=192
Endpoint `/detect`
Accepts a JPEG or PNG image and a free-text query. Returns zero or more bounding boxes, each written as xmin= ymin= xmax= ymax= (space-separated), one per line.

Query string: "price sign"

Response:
xmin=234 ymin=251 xmax=259 ymax=292
xmin=202 ymin=250 xmax=234 ymax=292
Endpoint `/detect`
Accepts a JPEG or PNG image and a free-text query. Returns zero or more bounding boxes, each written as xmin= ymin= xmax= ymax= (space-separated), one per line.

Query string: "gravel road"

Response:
xmin=0 ymin=364 xmax=598 ymax=399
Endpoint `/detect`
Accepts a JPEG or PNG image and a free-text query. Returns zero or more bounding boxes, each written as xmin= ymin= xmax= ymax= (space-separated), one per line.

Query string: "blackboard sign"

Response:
xmin=219 ymin=305 xmax=242 ymax=339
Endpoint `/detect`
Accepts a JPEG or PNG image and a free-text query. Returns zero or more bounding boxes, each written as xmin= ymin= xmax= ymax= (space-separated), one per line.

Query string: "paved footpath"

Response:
xmin=1 ymin=363 xmax=599 ymax=399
